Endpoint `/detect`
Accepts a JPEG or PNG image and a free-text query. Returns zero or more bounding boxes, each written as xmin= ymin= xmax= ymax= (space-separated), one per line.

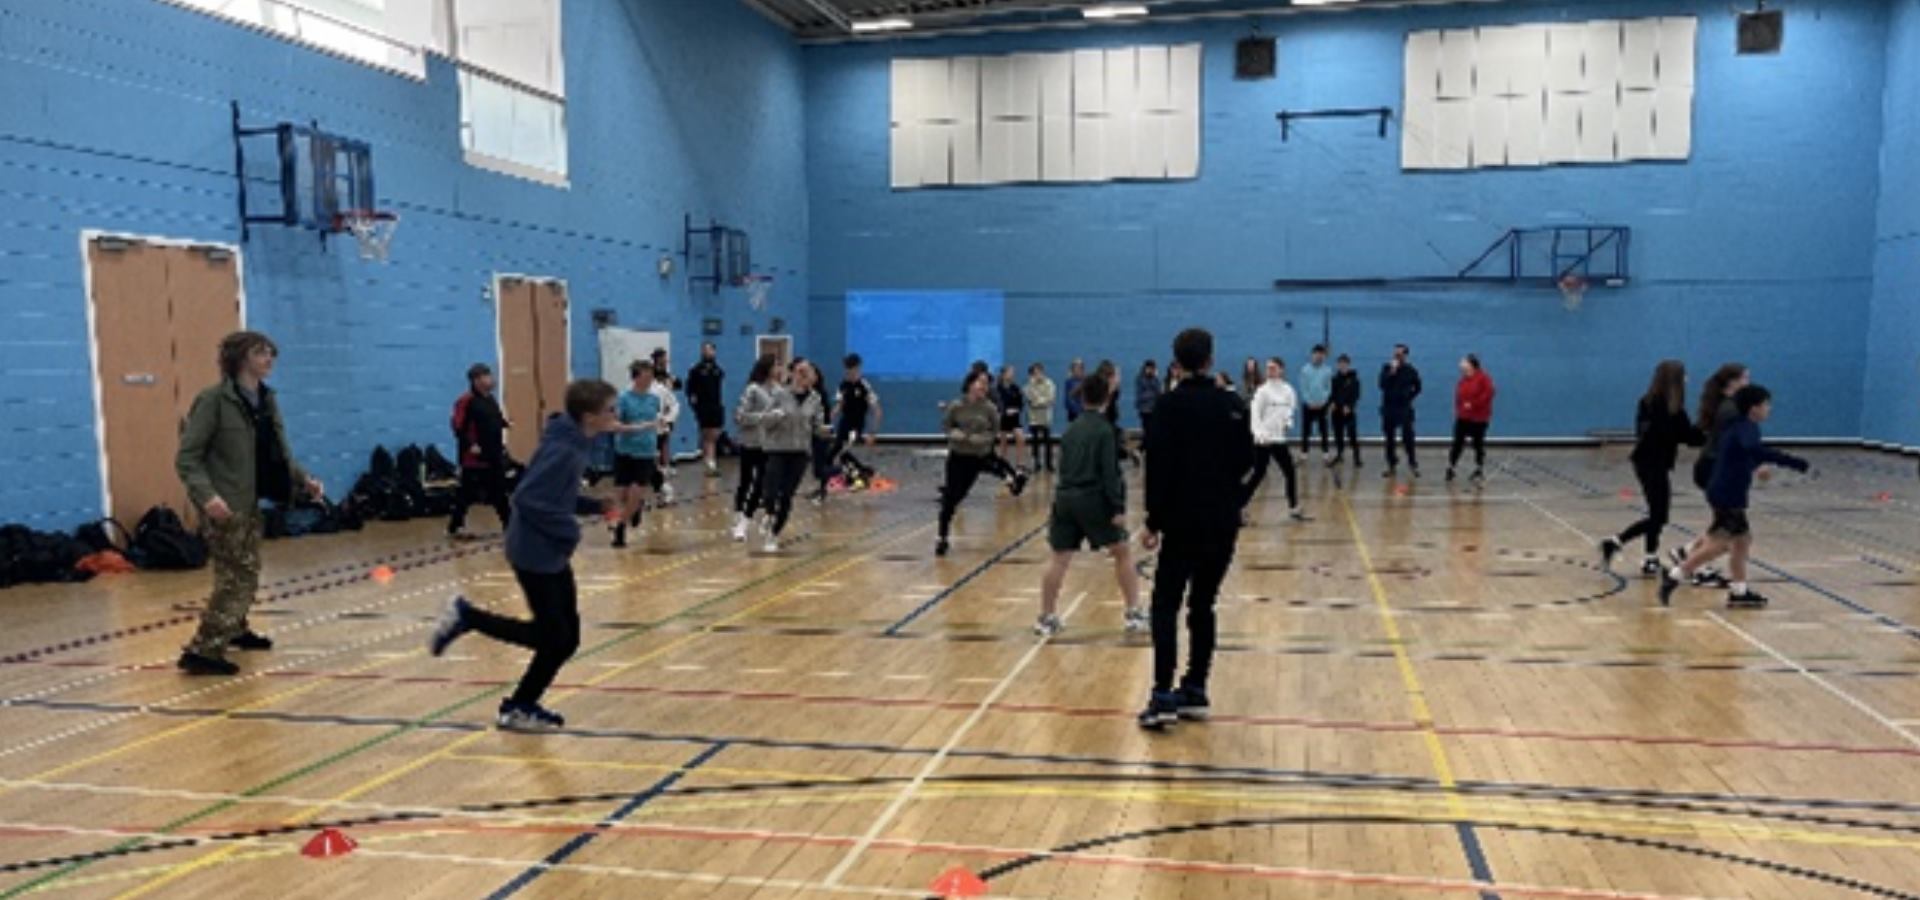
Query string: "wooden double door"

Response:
xmin=87 ymin=235 xmax=242 ymax=526
xmin=495 ymin=276 xmax=570 ymax=462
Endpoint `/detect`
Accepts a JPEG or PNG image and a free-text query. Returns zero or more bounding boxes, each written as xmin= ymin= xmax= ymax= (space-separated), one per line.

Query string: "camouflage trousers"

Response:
xmin=185 ymin=508 xmax=262 ymax=658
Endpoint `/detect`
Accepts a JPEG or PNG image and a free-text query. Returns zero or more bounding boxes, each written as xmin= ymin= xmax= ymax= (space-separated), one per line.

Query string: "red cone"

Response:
xmin=929 ymin=864 xmax=987 ymax=897
xmin=301 ymin=827 xmax=358 ymax=859
xmin=1619 ymin=488 xmax=1636 ymax=500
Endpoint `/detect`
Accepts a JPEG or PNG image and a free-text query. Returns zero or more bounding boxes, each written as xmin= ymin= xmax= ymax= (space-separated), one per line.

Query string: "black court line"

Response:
xmin=883 ymin=520 xmax=1046 ymax=636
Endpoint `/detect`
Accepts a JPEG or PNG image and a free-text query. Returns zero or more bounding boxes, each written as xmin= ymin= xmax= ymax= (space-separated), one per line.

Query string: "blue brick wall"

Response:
xmin=805 ymin=0 xmax=1885 ymax=437
xmin=1865 ymin=0 xmax=1920 ymax=449
xmin=0 ymin=0 xmax=808 ymax=528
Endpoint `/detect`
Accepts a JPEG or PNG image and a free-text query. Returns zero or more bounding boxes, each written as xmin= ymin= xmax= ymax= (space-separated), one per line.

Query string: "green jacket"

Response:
xmin=1056 ymin=411 xmax=1124 ymax=515
xmin=176 ymin=379 xmax=308 ymax=512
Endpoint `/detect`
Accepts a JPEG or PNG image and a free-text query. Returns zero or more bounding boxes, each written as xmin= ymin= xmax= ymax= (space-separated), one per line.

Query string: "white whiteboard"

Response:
xmin=597 ymin=328 xmax=670 ymax=389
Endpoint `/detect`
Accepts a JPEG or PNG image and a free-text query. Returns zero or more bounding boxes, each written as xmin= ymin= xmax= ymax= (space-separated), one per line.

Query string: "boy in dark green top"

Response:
xmin=175 ymin=331 xmax=321 ymax=675
xmin=1036 ymin=374 xmax=1144 ymax=636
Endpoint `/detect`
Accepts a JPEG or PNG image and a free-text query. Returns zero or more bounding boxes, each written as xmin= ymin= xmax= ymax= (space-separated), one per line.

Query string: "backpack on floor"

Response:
xmin=424 ymin=445 xmax=459 ymax=482
xmin=131 ymin=505 xmax=208 ymax=571
xmin=369 ymin=445 xmax=395 ymax=479
xmin=73 ymin=518 xmax=132 ymax=554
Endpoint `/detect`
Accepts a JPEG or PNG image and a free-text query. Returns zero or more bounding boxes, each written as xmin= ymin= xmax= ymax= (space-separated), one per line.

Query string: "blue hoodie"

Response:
xmin=506 ymin=414 xmax=604 ymax=573
xmin=1297 ymin=361 xmax=1333 ymax=407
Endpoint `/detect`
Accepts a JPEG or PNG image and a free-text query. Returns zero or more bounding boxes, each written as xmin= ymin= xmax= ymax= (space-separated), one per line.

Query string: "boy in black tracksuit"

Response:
xmin=1138 ymin=329 xmax=1255 ymax=730
xmin=1661 ymin=385 xmax=1809 ymax=609
xmin=1379 ymin=344 xmax=1423 ymax=477
xmin=448 ymin=363 xmax=511 ymax=536
xmin=1330 ymin=354 xmax=1362 ymax=468
xmin=833 ymin=354 xmax=881 ymax=486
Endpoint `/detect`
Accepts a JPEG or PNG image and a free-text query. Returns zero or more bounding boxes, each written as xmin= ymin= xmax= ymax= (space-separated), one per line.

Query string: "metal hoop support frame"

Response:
xmin=333 ymin=209 xmax=399 ymax=261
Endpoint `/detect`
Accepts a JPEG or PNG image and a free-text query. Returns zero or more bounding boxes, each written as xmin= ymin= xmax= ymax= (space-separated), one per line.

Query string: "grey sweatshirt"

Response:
xmin=734 ymin=382 xmax=776 ymax=448
xmin=943 ymin=397 xmax=999 ymax=457
xmin=760 ymin=387 xmax=826 ymax=453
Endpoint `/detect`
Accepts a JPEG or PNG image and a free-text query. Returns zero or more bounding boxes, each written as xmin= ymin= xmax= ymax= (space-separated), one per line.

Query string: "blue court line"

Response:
xmin=1521 ymin=457 xmax=1920 ymax=645
xmin=883 ymin=521 xmax=1045 ymax=636
xmin=1454 ymin=822 xmax=1500 ymax=900
xmin=485 ymin=741 xmax=730 ymax=900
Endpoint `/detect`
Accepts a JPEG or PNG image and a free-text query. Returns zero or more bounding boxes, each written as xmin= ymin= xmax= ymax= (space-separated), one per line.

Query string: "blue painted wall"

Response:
xmin=805 ymin=0 xmax=1885 ymax=437
xmin=1865 ymin=0 xmax=1920 ymax=449
xmin=0 ymin=0 xmax=808 ymax=527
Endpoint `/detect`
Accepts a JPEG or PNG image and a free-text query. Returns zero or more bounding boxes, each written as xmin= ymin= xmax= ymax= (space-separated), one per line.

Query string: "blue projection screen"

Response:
xmin=845 ymin=290 xmax=1004 ymax=380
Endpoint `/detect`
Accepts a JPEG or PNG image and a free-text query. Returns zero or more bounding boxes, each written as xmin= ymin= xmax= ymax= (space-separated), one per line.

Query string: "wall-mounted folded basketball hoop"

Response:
xmin=231 ymin=102 xmax=389 ymax=258
xmin=1276 ymin=107 xmax=1393 ymax=142
xmin=1272 ymin=225 xmax=1632 ymax=302
xmin=683 ymin=214 xmax=752 ymax=296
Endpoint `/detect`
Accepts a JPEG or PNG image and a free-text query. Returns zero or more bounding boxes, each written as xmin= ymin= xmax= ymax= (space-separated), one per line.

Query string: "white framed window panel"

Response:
xmin=1403 ymin=16 xmax=1695 ymax=171
xmin=890 ymin=43 xmax=1201 ymax=189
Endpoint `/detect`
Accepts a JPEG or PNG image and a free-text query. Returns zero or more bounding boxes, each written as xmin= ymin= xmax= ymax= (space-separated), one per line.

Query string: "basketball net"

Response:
xmin=338 ymin=210 xmax=398 ymax=261
xmin=1558 ymin=273 xmax=1587 ymax=311
xmin=739 ymin=275 xmax=773 ymax=311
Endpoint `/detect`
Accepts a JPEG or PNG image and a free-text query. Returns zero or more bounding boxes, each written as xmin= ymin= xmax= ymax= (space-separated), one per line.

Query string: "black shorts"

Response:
xmin=1709 ymin=507 xmax=1750 ymax=538
xmin=614 ymin=455 xmax=660 ymax=487
xmin=694 ymin=404 xmax=725 ymax=429
xmin=1049 ymin=492 xmax=1126 ymax=552
xmin=999 ymin=413 xmax=1023 ymax=434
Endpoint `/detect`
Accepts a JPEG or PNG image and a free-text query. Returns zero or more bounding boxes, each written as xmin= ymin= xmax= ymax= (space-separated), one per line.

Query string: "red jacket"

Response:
xmin=1455 ymin=371 xmax=1494 ymax=423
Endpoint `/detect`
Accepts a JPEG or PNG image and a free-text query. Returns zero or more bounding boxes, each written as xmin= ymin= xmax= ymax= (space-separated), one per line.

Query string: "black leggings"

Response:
xmin=465 ymin=567 xmax=580 ymax=707
xmin=937 ymin=454 xmax=1014 ymax=538
xmin=1245 ymin=443 xmax=1298 ymax=508
xmin=1616 ymin=462 xmax=1674 ymax=555
xmin=1333 ymin=411 xmax=1360 ymax=461
xmin=1449 ymin=420 xmax=1489 ymax=469
xmin=1028 ymin=425 xmax=1054 ymax=470
xmin=449 ymin=466 xmax=511 ymax=532
xmin=758 ymin=450 xmax=809 ymax=535
xmin=1383 ymin=413 xmax=1417 ymax=468
xmin=1300 ymin=406 xmax=1331 ymax=454
xmin=734 ymin=447 xmax=767 ymax=514
xmin=1151 ymin=530 xmax=1237 ymax=694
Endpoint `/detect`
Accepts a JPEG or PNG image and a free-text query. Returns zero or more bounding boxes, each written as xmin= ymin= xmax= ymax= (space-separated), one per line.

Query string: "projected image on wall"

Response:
xmin=845 ymin=290 xmax=1005 ymax=380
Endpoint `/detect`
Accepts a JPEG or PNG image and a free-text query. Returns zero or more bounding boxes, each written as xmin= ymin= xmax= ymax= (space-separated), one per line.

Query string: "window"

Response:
xmin=444 ymin=0 xmax=569 ymax=185
xmin=164 ymin=0 xmax=430 ymax=78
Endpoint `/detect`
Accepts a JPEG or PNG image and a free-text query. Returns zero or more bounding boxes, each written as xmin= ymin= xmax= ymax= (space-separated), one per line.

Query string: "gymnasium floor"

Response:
xmin=2 ymin=447 xmax=1918 ymax=899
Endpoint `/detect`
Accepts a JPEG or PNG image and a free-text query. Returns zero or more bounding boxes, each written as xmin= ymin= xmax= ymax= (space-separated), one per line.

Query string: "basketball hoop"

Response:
xmin=736 ymin=274 xmax=773 ymax=311
xmin=333 ymin=209 xmax=398 ymax=261
xmin=1557 ymin=273 xmax=1587 ymax=311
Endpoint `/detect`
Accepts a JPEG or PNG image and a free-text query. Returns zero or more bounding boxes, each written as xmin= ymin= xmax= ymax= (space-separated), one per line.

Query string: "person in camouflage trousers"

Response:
xmin=175 ymin=331 xmax=321 ymax=676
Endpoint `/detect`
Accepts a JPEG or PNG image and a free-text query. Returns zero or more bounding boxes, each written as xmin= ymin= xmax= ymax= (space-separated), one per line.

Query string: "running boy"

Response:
xmin=1659 ymin=385 xmax=1809 ymax=609
xmin=1036 ymin=373 xmax=1144 ymax=636
xmin=833 ymin=353 xmax=882 ymax=487
xmin=431 ymin=379 xmax=618 ymax=731
xmin=610 ymin=360 xmax=662 ymax=548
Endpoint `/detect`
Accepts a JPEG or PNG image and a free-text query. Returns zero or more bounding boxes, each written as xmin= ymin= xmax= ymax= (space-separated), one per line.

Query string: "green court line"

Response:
xmin=0 ymin=513 xmax=921 ymax=899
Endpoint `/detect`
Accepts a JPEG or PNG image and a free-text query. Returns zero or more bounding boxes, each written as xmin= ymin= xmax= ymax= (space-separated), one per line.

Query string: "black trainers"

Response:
xmin=497 ymin=700 xmax=565 ymax=732
xmin=1174 ymin=685 xmax=1211 ymax=721
xmin=1446 ymin=468 xmax=1457 ymax=482
xmin=177 ymin=652 xmax=239 ymax=676
xmin=935 ymin=537 xmax=950 ymax=557
xmin=1693 ymin=569 xmax=1730 ymax=588
xmin=1469 ymin=469 xmax=1484 ymax=484
xmin=228 ymin=630 xmax=273 ymax=651
xmin=1658 ymin=567 xmax=1681 ymax=606
xmin=1383 ymin=466 xmax=1396 ymax=480
xmin=1410 ymin=466 xmax=1422 ymax=479
xmin=1639 ymin=557 xmax=1663 ymax=578
xmin=611 ymin=523 xmax=627 ymax=549
xmin=430 ymin=596 xmax=473 ymax=657
xmin=1010 ymin=472 xmax=1029 ymax=497
xmin=1599 ymin=538 xmax=1622 ymax=573
xmin=1727 ymin=590 xmax=1770 ymax=609
xmin=1137 ymin=690 xmax=1180 ymax=731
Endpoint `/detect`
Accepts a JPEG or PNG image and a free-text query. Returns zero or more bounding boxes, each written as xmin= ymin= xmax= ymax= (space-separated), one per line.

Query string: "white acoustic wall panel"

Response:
xmin=1404 ymin=16 xmax=1695 ymax=171
xmin=890 ymin=43 xmax=1200 ymax=189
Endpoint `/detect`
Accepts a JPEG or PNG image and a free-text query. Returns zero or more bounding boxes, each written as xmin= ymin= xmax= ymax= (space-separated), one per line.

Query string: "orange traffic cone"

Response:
xmin=929 ymin=864 xmax=987 ymax=898
xmin=301 ymin=827 xmax=357 ymax=859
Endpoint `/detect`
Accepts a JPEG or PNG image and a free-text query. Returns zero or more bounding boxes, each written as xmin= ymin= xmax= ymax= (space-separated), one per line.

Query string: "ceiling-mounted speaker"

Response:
xmin=1737 ymin=9 xmax=1783 ymax=55
xmin=1236 ymin=36 xmax=1277 ymax=80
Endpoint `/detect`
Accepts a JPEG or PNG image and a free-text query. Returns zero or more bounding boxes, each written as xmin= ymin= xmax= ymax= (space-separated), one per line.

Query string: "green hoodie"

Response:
xmin=176 ymin=379 xmax=308 ymax=513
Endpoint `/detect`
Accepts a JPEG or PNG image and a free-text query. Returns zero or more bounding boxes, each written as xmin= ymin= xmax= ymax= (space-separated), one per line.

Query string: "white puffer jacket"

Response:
xmin=1251 ymin=380 xmax=1297 ymax=445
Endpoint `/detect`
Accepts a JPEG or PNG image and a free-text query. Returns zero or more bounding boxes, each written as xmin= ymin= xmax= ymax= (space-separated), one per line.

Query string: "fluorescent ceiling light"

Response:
xmin=851 ymin=17 xmax=913 ymax=32
xmin=1082 ymin=4 xmax=1149 ymax=19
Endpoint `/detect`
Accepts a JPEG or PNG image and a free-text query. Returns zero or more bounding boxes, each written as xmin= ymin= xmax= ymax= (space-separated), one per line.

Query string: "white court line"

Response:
xmin=821 ymin=590 xmax=1088 ymax=887
xmin=810 ymin=671 xmax=852 ymax=679
xmin=741 ymin=668 xmax=786 ymax=676
xmin=1517 ymin=493 xmax=1920 ymax=753
xmin=881 ymin=674 xmax=927 ymax=682
xmin=662 ymin=664 xmax=706 ymax=672
xmin=1707 ymin=612 xmax=1920 ymax=751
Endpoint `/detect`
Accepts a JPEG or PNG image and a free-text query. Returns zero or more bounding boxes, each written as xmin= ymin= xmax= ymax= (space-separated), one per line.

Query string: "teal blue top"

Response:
xmin=615 ymin=389 xmax=661 ymax=458
xmin=1298 ymin=361 xmax=1333 ymax=407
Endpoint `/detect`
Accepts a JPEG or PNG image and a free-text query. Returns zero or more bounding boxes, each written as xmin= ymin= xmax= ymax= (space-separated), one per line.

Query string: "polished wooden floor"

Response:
xmin=3 ymin=447 xmax=1918 ymax=899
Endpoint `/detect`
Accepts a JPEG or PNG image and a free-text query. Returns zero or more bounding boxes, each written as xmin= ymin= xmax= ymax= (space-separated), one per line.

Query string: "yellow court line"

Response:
xmin=11 ymin=653 xmax=406 ymax=788
xmin=107 ymin=522 xmax=936 ymax=899
xmin=1339 ymin=495 xmax=1471 ymax=818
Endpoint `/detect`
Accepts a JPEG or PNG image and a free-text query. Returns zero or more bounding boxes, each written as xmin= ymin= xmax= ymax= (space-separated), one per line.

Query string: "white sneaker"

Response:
xmin=1033 ymin=614 xmax=1064 ymax=637
xmin=1124 ymin=608 xmax=1149 ymax=633
xmin=730 ymin=515 xmax=748 ymax=542
xmin=762 ymin=535 xmax=780 ymax=554
xmin=660 ymin=483 xmax=676 ymax=503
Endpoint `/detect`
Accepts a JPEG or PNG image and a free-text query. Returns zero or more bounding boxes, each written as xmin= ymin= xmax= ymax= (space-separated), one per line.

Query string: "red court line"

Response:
xmin=12 ymin=661 xmax=1920 ymax=761
xmin=0 ymin=818 xmax=1715 ymax=900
